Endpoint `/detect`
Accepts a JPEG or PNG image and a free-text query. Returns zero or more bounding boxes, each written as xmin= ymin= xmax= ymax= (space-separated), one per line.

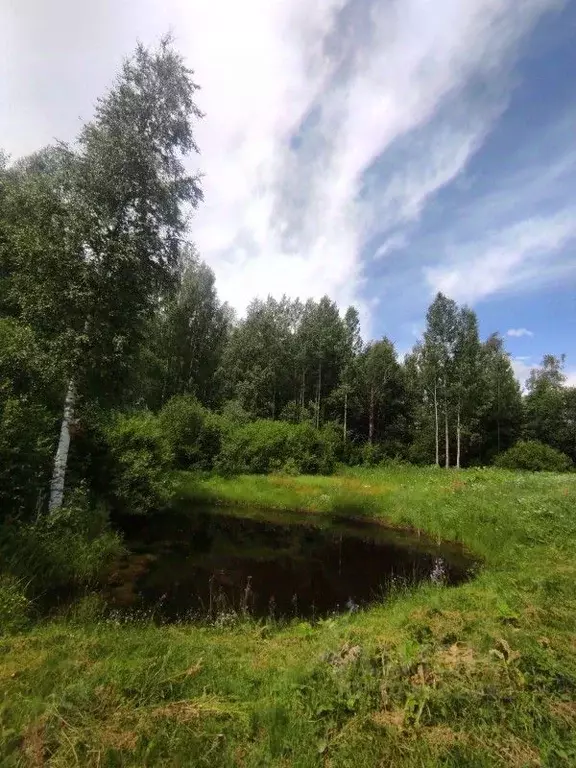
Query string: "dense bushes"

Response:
xmin=0 ymin=318 xmax=57 ymax=518
xmin=494 ymin=440 xmax=573 ymax=472
xmin=216 ymin=419 xmax=340 ymax=475
xmin=159 ymin=394 xmax=223 ymax=470
xmin=0 ymin=575 xmax=30 ymax=634
xmin=0 ymin=488 xmax=123 ymax=590
xmin=102 ymin=398 xmax=341 ymax=507
xmin=106 ymin=411 xmax=175 ymax=514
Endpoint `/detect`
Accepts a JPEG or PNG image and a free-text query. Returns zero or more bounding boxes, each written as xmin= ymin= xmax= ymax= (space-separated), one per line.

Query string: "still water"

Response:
xmin=107 ymin=507 xmax=476 ymax=621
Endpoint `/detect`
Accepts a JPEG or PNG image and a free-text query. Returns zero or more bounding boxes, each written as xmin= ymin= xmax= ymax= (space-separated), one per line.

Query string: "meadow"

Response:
xmin=2 ymin=466 xmax=576 ymax=767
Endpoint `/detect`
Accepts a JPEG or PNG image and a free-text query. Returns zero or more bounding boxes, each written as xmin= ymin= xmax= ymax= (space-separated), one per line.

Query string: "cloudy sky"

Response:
xmin=2 ymin=0 xmax=575 ymax=385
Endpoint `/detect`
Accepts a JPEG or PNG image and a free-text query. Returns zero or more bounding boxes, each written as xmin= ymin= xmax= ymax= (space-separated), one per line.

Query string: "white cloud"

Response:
xmin=507 ymin=328 xmax=534 ymax=337
xmin=510 ymin=360 xmax=576 ymax=391
xmin=425 ymin=211 xmax=576 ymax=304
xmin=510 ymin=357 xmax=534 ymax=389
xmin=173 ymin=0 xmax=562 ymax=324
xmin=564 ymin=370 xmax=576 ymax=387
xmin=0 ymin=0 xmax=564 ymax=332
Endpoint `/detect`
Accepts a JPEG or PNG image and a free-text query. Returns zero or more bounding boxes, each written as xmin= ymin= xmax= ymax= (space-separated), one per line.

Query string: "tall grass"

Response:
xmin=1 ymin=467 xmax=576 ymax=766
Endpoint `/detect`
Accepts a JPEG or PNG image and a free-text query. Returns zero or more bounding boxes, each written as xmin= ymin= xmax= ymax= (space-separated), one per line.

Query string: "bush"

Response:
xmin=106 ymin=411 xmax=174 ymax=513
xmin=360 ymin=442 xmax=384 ymax=467
xmin=0 ymin=488 xmax=123 ymax=592
xmin=0 ymin=575 xmax=30 ymax=634
xmin=216 ymin=419 xmax=339 ymax=476
xmin=159 ymin=394 xmax=206 ymax=468
xmin=494 ymin=440 xmax=573 ymax=473
xmin=0 ymin=396 xmax=55 ymax=518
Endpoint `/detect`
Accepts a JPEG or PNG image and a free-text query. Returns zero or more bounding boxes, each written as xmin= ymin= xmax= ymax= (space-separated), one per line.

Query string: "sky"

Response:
xmin=1 ymin=0 xmax=575 ymax=387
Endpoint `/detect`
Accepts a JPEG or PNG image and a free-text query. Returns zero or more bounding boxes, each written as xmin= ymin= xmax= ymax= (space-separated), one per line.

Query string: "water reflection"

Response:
xmin=107 ymin=507 xmax=476 ymax=621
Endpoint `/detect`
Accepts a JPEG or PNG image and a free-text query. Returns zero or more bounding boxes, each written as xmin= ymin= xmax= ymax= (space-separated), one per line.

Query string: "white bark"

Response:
xmin=444 ymin=406 xmax=450 ymax=469
xmin=49 ymin=380 xmax=76 ymax=512
xmin=433 ymin=380 xmax=439 ymax=466
xmin=456 ymin=405 xmax=461 ymax=469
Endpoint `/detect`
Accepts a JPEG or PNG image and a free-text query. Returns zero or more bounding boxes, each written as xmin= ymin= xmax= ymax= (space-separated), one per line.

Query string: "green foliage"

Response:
xmin=494 ymin=440 xmax=573 ymax=472
xmin=0 ymin=318 xmax=57 ymax=517
xmin=3 ymin=469 xmax=576 ymax=766
xmin=360 ymin=442 xmax=384 ymax=467
xmin=106 ymin=411 xmax=174 ymax=513
xmin=219 ymin=398 xmax=253 ymax=426
xmin=0 ymin=575 xmax=30 ymax=634
xmin=0 ymin=396 xmax=55 ymax=517
xmin=216 ymin=419 xmax=339 ymax=476
xmin=0 ymin=488 xmax=122 ymax=591
xmin=158 ymin=394 xmax=225 ymax=470
xmin=159 ymin=394 xmax=206 ymax=468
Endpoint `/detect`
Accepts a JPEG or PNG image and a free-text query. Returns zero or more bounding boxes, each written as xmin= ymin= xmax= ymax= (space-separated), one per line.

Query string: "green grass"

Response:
xmin=2 ymin=467 xmax=576 ymax=766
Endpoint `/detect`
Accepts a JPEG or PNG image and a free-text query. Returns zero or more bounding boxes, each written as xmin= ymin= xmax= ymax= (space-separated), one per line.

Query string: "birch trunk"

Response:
xmin=368 ymin=386 xmax=375 ymax=445
xmin=456 ymin=405 xmax=461 ymax=469
xmin=444 ymin=405 xmax=450 ymax=469
xmin=315 ymin=361 xmax=322 ymax=429
xmin=343 ymin=390 xmax=348 ymax=442
xmin=433 ymin=380 xmax=439 ymax=466
xmin=49 ymin=380 xmax=76 ymax=512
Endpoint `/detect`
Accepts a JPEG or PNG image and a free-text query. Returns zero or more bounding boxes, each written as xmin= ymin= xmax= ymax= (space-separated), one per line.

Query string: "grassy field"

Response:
xmin=2 ymin=467 xmax=576 ymax=767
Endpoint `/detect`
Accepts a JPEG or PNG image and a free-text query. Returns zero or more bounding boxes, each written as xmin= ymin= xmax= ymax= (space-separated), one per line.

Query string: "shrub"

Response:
xmin=0 ymin=488 xmax=123 ymax=592
xmin=219 ymin=399 xmax=252 ymax=427
xmin=196 ymin=410 xmax=224 ymax=469
xmin=159 ymin=394 xmax=206 ymax=468
xmin=106 ymin=411 xmax=174 ymax=513
xmin=216 ymin=419 xmax=339 ymax=476
xmin=0 ymin=397 xmax=55 ymax=518
xmin=494 ymin=440 xmax=573 ymax=473
xmin=360 ymin=442 xmax=384 ymax=467
xmin=0 ymin=575 xmax=30 ymax=634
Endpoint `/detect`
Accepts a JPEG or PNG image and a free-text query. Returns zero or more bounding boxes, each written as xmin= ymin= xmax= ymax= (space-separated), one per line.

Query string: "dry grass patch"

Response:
xmin=150 ymin=696 xmax=244 ymax=724
xmin=437 ymin=642 xmax=477 ymax=671
xmin=371 ymin=709 xmax=405 ymax=731
xmin=549 ymin=699 xmax=576 ymax=725
xmin=21 ymin=719 xmax=46 ymax=767
xmin=496 ymin=735 xmax=541 ymax=767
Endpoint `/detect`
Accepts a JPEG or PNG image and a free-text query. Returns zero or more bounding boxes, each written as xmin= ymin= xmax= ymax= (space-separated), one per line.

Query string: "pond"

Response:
xmin=106 ymin=506 xmax=477 ymax=622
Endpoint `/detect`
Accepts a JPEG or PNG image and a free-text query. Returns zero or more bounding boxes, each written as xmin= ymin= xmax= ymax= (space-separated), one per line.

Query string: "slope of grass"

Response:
xmin=2 ymin=467 xmax=576 ymax=766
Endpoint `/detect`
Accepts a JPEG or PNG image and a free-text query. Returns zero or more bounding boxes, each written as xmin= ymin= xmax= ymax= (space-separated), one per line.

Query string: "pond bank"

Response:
xmin=2 ymin=467 xmax=576 ymax=766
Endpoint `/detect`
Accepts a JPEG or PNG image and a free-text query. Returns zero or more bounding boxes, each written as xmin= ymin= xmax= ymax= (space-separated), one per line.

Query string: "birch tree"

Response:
xmin=422 ymin=293 xmax=458 ymax=467
xmin=45 ymin=37 xmax=204 ymax=510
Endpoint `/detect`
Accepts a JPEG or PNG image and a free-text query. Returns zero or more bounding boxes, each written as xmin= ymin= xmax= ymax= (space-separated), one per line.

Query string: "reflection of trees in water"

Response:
xmin=119 ymin=509 xmax=474 ymax=621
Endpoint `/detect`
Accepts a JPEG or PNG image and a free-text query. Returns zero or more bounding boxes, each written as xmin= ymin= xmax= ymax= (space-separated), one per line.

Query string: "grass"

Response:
xmin=2 ymin=466 xmax=576 ymax=766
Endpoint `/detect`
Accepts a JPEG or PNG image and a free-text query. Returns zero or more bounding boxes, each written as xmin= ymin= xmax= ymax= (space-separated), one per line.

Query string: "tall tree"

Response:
xmin=334 ymin=306 xmax=363 ymax=441
xmin=524 ymin=355 xmax=567 ymax=452
xmin=422 ymin=293 xmax=458 ymax=467
xmin=358 ymin=338 xmax=402 ymax=445
xmin=453 ymin=307 xmax=483 ymax=468
xmin=43 ymin=37 xmax=204 ymax=510
xmin=148 ymin=249 xmax=231 ymax=409
xmin=480 ymin=333 xmax=522 ymax=460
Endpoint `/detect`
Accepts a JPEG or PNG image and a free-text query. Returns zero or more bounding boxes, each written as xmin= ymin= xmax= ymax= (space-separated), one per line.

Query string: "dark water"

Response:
xmin=106 ymin=507 xmax=476 ymax=621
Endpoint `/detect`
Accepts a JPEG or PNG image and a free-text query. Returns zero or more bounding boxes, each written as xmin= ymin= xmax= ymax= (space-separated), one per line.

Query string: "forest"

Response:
xmin=2 ymin=38 xmax=576 ymax=768
xmin=1 ymin=37 xmax=575 ymax=525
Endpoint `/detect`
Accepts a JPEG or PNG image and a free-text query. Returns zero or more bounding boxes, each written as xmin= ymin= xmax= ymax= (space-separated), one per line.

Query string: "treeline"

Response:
xmin=131 ymin=262 xmax=576 ymax=471
xmin=1 ymin=38 xmax=575 ymax=523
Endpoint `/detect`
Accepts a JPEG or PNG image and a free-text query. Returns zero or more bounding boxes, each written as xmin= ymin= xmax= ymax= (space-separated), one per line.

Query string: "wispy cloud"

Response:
xmin=507 ymin=328 xmax=534 ymax=337
xmin=425 ymin=211 xmax=576 ymax=305
xmin=0 ymin=0 xmax=566 ymax=333
xmin=171 ymin=0 xmax=562 ymax=324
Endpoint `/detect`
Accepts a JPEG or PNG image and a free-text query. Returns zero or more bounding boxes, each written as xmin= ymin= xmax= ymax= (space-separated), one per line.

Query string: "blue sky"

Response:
xmin=1 ymin=0 xmax=575 ymax=385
